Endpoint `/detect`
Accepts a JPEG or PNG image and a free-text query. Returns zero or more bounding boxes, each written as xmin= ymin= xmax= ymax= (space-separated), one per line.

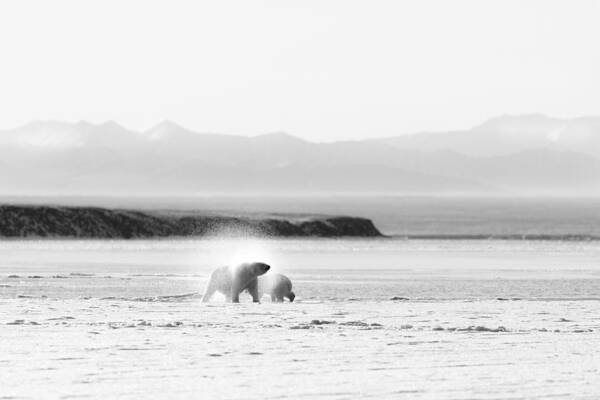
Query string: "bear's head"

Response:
xmin=248 ymin=262 xmax=271 ymax=276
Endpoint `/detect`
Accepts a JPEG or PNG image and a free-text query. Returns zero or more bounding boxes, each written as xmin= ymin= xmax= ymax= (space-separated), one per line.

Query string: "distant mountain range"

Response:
xmin=1 ymin=114 xmax=599 ymax=195
xmin=376 ymin=114 xmax=600 ymax=157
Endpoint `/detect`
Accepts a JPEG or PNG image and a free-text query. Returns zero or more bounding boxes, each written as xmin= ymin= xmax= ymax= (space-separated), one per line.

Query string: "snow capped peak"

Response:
xmin=144 ymin=120 xmax=188 ymax=140
xmin=5 ymin=120 xmax=84 ymax=148
xmin=0 ymin=120 xmax=138 ymax=149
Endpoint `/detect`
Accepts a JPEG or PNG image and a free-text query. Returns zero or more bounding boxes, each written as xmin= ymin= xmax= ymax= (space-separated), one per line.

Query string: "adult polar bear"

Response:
xmin=201 ymin=262 xmax=270 ymax=303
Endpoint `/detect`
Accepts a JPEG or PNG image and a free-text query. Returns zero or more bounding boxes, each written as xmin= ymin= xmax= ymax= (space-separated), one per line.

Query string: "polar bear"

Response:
xmin=258 ymin=273 xmax=295 ymax=302
xmin=201 ymin=262 xmax=270 ymax=303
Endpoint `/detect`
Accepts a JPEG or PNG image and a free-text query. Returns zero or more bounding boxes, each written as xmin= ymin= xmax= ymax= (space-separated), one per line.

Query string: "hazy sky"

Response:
xmin=1 ymin=0 xmax=598 ymax=141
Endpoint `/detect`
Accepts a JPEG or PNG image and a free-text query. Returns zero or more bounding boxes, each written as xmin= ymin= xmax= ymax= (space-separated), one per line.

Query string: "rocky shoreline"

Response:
xmin=0 ymin=205 xmax=382 ymax=239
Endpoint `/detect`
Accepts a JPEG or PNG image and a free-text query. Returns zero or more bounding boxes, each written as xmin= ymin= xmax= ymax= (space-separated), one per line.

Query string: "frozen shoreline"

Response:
xmin=2 ymin=238 xmax=600 ymax=399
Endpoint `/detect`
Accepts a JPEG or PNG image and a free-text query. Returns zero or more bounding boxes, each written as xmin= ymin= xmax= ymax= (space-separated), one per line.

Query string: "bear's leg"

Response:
xmin=247 ymin=279 xmax=260 ymax=303
xmin=231 ymin=276 xmax=245 ymax=303
xmin=201 ymin=278 xmax=216 ymax=303
xmin=231 ymin=287 xmax=241 ymax=303
xmin=271 ymin=291 xmax=283 ymax=302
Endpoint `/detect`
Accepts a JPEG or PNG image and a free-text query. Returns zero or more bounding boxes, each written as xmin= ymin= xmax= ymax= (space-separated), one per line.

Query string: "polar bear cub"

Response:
xmin=258 ymin=273 xmax=295 ymax=302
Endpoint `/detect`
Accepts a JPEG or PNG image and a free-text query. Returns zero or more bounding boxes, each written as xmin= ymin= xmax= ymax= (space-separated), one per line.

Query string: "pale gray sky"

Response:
xmin=0 ymin=0 xmax=598 ymax=141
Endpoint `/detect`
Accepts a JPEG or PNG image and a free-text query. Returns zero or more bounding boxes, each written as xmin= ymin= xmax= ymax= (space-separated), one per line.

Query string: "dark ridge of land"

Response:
xmin=0 ymin=205 xmax=382 ymax=239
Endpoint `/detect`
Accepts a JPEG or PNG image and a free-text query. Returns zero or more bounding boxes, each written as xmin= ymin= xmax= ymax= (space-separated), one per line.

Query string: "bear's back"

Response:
xmin=259 ymin=273 xmax=291 ymax=291
xmin=210 ymin=265 xmax=233 ymax=288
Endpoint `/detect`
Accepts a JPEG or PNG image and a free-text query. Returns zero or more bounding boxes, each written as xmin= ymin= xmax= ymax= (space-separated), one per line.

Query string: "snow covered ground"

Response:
xmin=1 ymin=239 xmax=600 ymax=399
